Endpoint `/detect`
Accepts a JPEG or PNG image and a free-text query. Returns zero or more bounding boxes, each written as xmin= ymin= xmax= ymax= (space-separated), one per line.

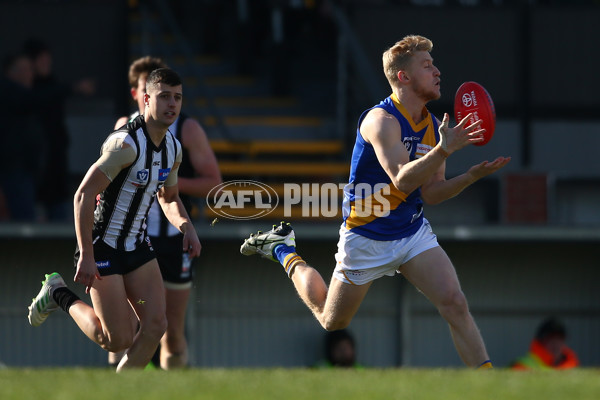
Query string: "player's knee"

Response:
xmin=437 ymin=290 xmax=469 ymax=321
xmin=142 ymin=314 xmax=168 ymax=340
xmin=322 ymin=316 xmax=351 ymax=332
xmin=100 ymin=334 xmax=134 ymax=353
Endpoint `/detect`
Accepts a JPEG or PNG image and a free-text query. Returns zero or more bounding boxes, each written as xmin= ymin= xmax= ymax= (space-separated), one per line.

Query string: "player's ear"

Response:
xmin=398 ymin=70 xmax=409 ymax=83
xmin=144 ymin=93 xmax=150 ymax=106
xmin=130 ymin=87 xmax=137 ymax=99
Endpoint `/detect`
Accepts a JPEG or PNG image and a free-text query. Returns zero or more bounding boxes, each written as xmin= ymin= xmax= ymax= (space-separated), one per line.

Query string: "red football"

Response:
xmin=454 ymin=81 xmax=496 ymax=146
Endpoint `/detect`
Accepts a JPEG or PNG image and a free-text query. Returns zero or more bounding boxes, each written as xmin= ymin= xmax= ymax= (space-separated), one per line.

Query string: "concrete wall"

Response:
xmin=1 ymin=225 xmax=599 ymax=368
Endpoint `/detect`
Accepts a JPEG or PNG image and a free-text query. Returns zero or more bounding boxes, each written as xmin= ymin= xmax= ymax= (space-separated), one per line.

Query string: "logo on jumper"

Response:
xmin=132 ymin=169 xmax=149 ymax=187
xmin=96 ymin=260 xmax=111 ymax=269
xmin=416 ymin=143 xmax=434 ymax=158
xmin=145 ymin=236 xmax=154 ymax=251
xmin=402 ymin=136 xmax=421 ymax=153
xmin=158 ymin=168 xmax=171 ymax=181
xmin=137 ymin=169 xmax=149 ymax=181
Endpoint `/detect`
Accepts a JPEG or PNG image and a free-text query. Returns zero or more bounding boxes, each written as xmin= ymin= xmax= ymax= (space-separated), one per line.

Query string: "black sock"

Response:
xmin=52 ymin=287 xmax=81 ymax=313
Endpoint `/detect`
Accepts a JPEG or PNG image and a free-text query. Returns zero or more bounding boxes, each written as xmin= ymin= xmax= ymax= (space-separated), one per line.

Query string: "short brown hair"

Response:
xmin=146 ymin=68 xmax=182 ymax=91
xmin=382 ymin=35 xmax=433 ymax=88
xmin=128 ymin=56 xmax=167 ymax=88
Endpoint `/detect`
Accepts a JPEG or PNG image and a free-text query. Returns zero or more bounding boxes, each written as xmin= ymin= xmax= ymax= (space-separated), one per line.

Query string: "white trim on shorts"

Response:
xmin=333 ymin=218 xmax=439 ymax=286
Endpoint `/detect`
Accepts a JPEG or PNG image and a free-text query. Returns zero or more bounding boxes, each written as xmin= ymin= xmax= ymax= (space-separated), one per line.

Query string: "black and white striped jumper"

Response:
xmin=93 ymin=114 xmax=182 ymax=251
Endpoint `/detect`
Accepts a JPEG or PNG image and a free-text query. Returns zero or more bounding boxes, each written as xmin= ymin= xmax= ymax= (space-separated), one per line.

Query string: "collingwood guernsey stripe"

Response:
xmin=146 ymin=114 xmax=193 ymax=238
xmin=93 ymin=114 xmax=182 ymax=251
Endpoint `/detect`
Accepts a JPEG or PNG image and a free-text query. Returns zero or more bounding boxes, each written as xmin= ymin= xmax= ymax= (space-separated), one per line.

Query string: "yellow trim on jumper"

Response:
xmin=345 ymin=183 xmax=409 ymax=230
xmin=390 ymin=93 xmax=433 ymax=132
xmin=391 ymin=93 xmax=437 ymax=159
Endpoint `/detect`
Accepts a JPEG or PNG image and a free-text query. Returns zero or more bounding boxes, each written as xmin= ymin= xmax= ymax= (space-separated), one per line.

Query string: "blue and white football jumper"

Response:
xmin=342 ymin=93 xmax=440 ymax=241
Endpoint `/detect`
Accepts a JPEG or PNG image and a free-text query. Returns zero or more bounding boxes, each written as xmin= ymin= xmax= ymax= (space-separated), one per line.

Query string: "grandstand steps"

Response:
xmin=170 ymin=55 xmax=236 ymax=76
xmin=193 ymin=97 xmax=305 ymax=116
xmin=129 ymin=4 xmax=346 ymax=221
xmin=202 ymin=118 xmax=335 ymax=141
xmin=129 ymin=6 xmax=337 ymax=139
xmin=209 ymin=139 xmax=343 ymax=157
xmin=218 ymin=161 xmax=348 ymax=178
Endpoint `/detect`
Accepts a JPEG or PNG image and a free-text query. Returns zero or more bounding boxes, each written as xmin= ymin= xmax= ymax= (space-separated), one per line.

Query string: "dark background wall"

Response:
xmin=349 ymin=4 xmax=600 ymax=117
xmin=3 ymin=3 xmax=599 ymax=120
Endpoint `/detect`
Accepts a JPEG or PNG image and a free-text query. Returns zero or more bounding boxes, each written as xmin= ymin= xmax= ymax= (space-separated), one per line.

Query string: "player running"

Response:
xmin=108 ymin=56 xmax=221 ymax=369
xmin=241 ymin=35 xmax=510 ymax=368
xmin=27 ymin=68 xmax=201 ymax=371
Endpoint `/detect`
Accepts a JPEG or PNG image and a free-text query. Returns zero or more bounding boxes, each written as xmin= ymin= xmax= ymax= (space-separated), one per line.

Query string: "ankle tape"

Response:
xmin=283 ymin=253 xmax=304 ymax=277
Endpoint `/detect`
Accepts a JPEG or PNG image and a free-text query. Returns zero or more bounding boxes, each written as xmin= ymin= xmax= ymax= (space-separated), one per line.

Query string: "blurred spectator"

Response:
xmin=23 ymin=38 xmax=95 ymax=222
xmin=0 ymin=53 xmax=44 ymax=221
xmin=315 ymin=329 xmax=363 ymax=368
xmin=511 ymin=317 xmax=579 ymax=370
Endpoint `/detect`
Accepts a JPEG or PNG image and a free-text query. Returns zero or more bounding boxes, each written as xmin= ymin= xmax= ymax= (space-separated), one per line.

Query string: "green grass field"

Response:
xmin=1 ymin=368 xmax=599 ymax=400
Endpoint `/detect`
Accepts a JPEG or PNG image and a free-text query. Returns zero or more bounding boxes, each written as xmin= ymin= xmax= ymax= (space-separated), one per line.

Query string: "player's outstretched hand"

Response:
xmin=467 ymin=156 xmax=512 ymax=181
xmin=438 ymin=113 xmax=485 ymax=154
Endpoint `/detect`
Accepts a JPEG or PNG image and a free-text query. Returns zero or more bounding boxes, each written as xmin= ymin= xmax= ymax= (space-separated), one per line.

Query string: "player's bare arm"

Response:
xmin=177 ymin=117 xmax=222 ymax=197
xmin=73 ymin=136 xmax=136 ymax=293
xmin=157 ymin=172 xmax=202 ymax=258
xmin=73 ymin=167 xmax=110 ymax=294
xmin=362 ymin=108 xmax=449 ymax=195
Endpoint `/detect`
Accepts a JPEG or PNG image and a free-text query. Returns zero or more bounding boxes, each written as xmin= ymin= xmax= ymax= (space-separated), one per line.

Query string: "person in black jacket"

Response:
xmin=23 ymin=38 xmax=95 ymax=221
xmin=0 ymin=52 xmax=44 ymax=221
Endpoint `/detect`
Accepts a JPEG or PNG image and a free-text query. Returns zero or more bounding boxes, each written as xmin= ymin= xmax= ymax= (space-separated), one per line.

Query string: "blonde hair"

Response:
xmin=382 ymin=35 xmax=433 ymax=88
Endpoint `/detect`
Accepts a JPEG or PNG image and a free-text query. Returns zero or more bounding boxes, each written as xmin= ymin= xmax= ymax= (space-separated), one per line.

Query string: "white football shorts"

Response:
xmin=333 ymin=218 xmax=439 ymax=286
